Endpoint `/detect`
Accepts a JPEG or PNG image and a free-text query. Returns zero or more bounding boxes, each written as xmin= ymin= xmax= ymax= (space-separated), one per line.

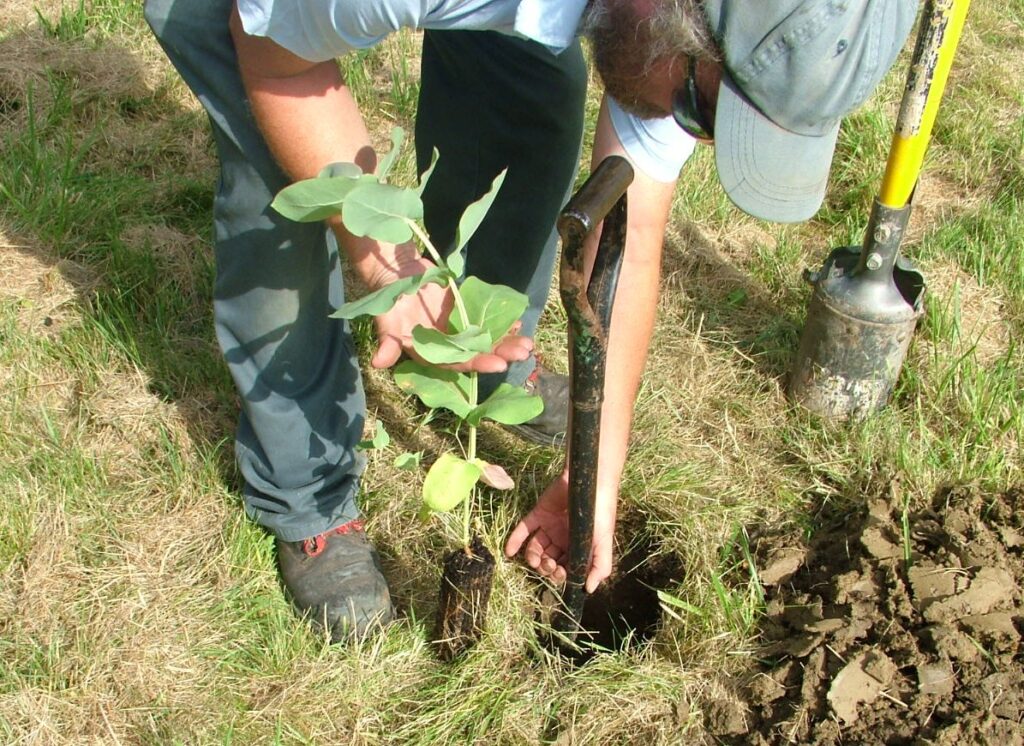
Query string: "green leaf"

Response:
xmin=342 ymin=182 xmax=423 ymax=244
xmin=330 ymin=275 xmax=419 ymax=319
xmin=393 ymin=451 xmax=421 ymax=470
xmin=329 ymin=266 xmax=446 ymax=320
xmin=393 ymin=360 xmax=473 ymax=418
xmin=271 ymin=174 xmax=368 ymax=222
xmin=318 ymin=162 xmax=363 ymax=179
xmin=411 ymin=325 xmax=492 ymax=365
xmin=657 ymin=590 xmax=705 ymax=617
xmin=451 ymin=276 xmax=529 ymax=340
xmin=467 ymin=383 xmax=543 ymax=426
xmin=422 ymin=453 xmax=482 ymax=513
xmin=416 ymin=147 xmax=440 ymax=197
xmin=726 ymin=288 xmax=748 ymax=307
xmin=357 ymin=421 xmax=390 ymax=450
xmin=445 ymin=248 xmax=466 ymax=278
xmin=375 ymin=126 xmax=405 ymax=182
xmin=455 ymin=169 xmax=507 ymax=250
xmin=418 ymin=265 xmax=449 ymax=288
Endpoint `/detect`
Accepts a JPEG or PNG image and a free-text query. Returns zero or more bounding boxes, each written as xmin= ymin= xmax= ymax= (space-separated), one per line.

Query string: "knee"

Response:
xmin=144 ymin=0 xmax=231 ymax=47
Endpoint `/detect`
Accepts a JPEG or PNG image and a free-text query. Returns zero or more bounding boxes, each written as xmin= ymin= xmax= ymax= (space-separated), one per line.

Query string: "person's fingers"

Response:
xmin=463 ymin=353 xmax=509 ymax=374
xmin=505 ymin=515 xmax=542 ymax=557
xmin=585 ymin=543 xmax=614 ymax=593
xmin=524 ymin=530 xmax=563 ymax=568
xmin=504 ymin=525 xmax=527 ymax=558
xmin=491 ymin=336 xmax=533 ymax=363
xmin=457 ymin=335 xmax=534 ymax=371
xmin=523 ymin=533 xmax=547 ymax=569
xmin=525 ymin=532 xmax=572 ymax=581
xmin=372 ymin=334 xmax=404 ymax=369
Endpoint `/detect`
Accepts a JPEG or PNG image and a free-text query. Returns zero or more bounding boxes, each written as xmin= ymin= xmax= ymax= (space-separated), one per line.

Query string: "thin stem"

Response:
xmin=406 ymin=219 xmax=471 ymax=328
xmin=407 ymin=218 xmax=478 ymax=553
xmin=463 ymin=375 xmax=478 ymax=551
xmin=406 ymin=218 xmax=442 ymax=264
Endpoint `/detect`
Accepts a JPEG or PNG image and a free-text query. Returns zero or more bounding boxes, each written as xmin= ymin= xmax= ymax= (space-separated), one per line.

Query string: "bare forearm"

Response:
xmin=228 ymin=4 xmax=420 ymax=287
xmin=585 ymin=99 xmax=675 ymax=502
xmin=230 ymin=7 xmax=372 ymax=178
xmin=503 ymin=99 xmax=676 ymax=591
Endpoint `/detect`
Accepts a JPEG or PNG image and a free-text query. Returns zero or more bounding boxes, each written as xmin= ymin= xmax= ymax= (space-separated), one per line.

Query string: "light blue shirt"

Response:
xmin=238 ymin=0 xmax=694 ymax=182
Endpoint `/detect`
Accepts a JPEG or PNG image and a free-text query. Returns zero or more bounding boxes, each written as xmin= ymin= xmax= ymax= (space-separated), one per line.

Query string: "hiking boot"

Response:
xmin=504 ymin=360 xmax=569 ymax=448
xmin=277 ymin=518 xmax=394 ymax=642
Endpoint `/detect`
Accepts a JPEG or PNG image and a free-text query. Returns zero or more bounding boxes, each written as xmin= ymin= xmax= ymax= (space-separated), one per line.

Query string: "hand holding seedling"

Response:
xmin=367 ymin=251 xmax=534 ymax=373
xmin=272 ymin=124 xmax=542 ymax=542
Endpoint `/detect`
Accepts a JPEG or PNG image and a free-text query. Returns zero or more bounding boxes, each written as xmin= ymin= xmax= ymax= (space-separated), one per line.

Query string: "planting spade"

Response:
xmin=550 ymin=155 xmax=634 ymax=643
xmin=789 ymin=0 xmax=971 ymax=417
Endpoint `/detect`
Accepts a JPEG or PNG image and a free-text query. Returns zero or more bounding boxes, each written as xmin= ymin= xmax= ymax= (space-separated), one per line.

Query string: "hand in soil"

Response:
xmin=504 ymin=471 xmax=617 ymax=592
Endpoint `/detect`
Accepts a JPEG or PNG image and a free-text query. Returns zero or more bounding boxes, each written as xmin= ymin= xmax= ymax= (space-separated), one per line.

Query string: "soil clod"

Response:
xmin=718 ymin=484 xmax=1024 ymax=745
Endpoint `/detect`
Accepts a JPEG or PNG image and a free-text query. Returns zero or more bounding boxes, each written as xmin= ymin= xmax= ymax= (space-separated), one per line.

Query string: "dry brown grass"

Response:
xmin=1 ymin=225 xmax=235 ymax=743
xmin=120 ymin=223 xmax=208 ymax=297
xmin=0 ymin=29 xmax=147 ymax=130
xmin=1 ymin=369 xmax=237 ymax=741
xmin=0 ymin=12 xmax=213 ymax=188
xmin=918 ymin=258 xmax=1012 ymax=364
xmin=0 ymin=226 xmax=96 ymax=337
xmin=0 ymin=0 xmax=67 ymax=29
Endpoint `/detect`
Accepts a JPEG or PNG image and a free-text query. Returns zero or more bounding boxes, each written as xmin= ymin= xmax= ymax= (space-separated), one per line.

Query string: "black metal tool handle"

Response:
xmin=554 ymin=155 xmax=634 ymax=636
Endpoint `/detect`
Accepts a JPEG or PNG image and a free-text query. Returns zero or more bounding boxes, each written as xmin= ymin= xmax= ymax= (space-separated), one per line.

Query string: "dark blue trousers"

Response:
xmin=145 ymin=0 xmax=586 ymax=540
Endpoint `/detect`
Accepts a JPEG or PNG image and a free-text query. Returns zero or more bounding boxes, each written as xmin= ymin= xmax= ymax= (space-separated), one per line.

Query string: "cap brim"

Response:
xmin=714 ymin=73 xmax=840 ymax=223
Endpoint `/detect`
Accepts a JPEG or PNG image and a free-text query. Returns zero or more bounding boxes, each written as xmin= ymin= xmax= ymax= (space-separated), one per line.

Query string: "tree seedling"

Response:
xmin=271 ymin=127 xmax=543 ymax=659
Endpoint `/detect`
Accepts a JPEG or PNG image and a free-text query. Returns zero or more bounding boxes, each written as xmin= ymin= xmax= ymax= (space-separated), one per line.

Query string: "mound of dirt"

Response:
xmin=711 ymin=485 xmax=1024 ymax=745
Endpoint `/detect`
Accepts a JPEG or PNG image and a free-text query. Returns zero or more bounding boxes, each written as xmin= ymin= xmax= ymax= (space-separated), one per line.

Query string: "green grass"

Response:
xmin=1 ymin=0 xmax=1022 ymax=743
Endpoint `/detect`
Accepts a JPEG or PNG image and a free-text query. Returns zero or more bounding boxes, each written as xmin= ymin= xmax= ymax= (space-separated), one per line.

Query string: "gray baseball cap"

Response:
xmin=703 ymin=0 xmax=917 ymax=223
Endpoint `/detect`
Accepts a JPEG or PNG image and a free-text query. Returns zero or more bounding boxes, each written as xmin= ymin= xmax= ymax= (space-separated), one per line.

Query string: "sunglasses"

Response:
xmin=671 ymin=60 xmax=714 ymax=143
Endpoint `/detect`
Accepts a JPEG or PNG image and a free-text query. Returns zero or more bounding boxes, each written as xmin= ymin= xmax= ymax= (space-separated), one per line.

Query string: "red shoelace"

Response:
xmin=301 ymin=518 xmax=366 ymax=557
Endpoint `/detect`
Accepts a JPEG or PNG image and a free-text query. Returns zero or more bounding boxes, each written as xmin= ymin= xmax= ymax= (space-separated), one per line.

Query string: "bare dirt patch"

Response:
xmin=709 ymin=484 xmax=1024 ymax=744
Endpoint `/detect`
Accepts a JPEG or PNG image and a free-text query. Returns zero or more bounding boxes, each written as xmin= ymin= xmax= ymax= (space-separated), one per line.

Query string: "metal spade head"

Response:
xmin=789 ymin=200 xmax=925 ymax=418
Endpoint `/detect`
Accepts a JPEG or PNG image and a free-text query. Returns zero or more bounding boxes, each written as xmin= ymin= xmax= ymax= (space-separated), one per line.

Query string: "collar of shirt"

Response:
xmin=513 ymin=0 xmax=588 ymax=52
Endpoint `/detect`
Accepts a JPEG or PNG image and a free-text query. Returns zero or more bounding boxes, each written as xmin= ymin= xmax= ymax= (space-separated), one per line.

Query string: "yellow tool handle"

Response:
xmin=879 ymin=0 xmax=971 ymax=208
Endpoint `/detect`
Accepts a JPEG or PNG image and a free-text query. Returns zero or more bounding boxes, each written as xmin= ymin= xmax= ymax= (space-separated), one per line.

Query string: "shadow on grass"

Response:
xmin=662 ymin=220 xmax=804 ymax=384
xmin=0 ymin=28 xmax=238 ymax=483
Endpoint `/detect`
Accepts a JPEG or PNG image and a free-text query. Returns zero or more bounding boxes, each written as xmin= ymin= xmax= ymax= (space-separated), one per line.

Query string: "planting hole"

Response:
xmin=539 ymin=537 xmax=684 ymax=664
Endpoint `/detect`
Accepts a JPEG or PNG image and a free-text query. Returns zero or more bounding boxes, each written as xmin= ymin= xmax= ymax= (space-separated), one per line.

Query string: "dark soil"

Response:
xmin=433 ymin=536 xmax=495 ymax=661
xmin=708 ymin=484 xmax=1024 ymax=745
xmin=542 ymin=539 xmax=684 ymax=664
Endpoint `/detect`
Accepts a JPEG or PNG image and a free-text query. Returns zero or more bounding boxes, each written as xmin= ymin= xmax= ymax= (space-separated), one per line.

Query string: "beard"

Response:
xmin=581 ymin=0 xmax=670 ymax=119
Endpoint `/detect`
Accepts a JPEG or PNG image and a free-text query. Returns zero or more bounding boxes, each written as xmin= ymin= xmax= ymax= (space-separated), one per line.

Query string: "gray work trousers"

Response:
xmin=144 ymin=0 xmax=587 ymax=541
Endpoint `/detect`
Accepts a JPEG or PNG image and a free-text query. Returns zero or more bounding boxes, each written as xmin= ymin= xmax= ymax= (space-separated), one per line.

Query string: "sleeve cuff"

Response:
xmin=607 ymin=97 xmax=695 ymax=183
xmin=237 ymin=0 xmax=376 ymax=62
